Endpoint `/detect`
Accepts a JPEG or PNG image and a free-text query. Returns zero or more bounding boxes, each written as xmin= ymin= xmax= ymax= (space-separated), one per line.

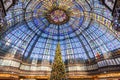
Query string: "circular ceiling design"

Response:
xmin=25 ymin=0 xmax=84 ymax=38
xmin=0 ymin=0 xmax=120 ymax=65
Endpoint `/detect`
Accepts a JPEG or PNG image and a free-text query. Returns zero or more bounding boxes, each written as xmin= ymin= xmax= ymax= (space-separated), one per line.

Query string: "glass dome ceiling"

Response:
xmin=0 ymin=0 xmax=120 ymax=65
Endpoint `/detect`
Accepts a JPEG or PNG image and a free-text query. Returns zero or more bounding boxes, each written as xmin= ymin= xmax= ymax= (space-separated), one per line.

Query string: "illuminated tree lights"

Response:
xmin=50 ymin=43 xmax=66 ymax=80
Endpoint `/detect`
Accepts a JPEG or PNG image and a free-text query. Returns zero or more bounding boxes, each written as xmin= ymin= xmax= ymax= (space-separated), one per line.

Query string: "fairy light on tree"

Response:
xmin=50 ymin=43 xmax=66 ymax=80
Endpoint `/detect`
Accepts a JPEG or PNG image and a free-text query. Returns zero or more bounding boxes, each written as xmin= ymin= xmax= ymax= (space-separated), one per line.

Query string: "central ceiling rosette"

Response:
xmin=46 ymin=8 xmax=69 ymax=25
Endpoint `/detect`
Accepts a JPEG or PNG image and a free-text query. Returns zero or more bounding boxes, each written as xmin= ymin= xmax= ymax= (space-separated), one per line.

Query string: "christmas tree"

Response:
xmin=50 ymin=43 xmax=66 ymax=80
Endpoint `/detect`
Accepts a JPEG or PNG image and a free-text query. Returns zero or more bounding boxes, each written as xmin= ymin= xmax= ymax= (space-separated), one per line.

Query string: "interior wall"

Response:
xmin=99 ymin=78 xmax=120 ymax=80
xmin=68 ymin=78 xmax=93 ymax=80
xmin=0 ymin=78 xmax=18 ymax=80
xmin=20 ymin=79 xmax=48 ymax=80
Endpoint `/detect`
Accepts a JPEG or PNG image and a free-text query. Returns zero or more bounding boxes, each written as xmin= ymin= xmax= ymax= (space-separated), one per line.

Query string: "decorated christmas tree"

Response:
xmin=50 ymin=43 xmax=66 ymax=80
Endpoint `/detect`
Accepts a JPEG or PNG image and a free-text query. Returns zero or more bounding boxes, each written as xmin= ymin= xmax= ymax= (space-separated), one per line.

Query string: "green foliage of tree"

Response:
xmin=50 ymin=43 xmax=66 ymax=80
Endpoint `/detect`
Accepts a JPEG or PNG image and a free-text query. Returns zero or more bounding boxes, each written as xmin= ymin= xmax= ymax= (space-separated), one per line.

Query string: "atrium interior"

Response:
xmin=0 ymin=0 xmax=120 ymax=80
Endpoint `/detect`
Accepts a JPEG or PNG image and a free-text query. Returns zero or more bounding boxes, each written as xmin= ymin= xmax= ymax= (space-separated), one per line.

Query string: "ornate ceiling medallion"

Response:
xmin=46 ymin=8 xmax=70 ymax=25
